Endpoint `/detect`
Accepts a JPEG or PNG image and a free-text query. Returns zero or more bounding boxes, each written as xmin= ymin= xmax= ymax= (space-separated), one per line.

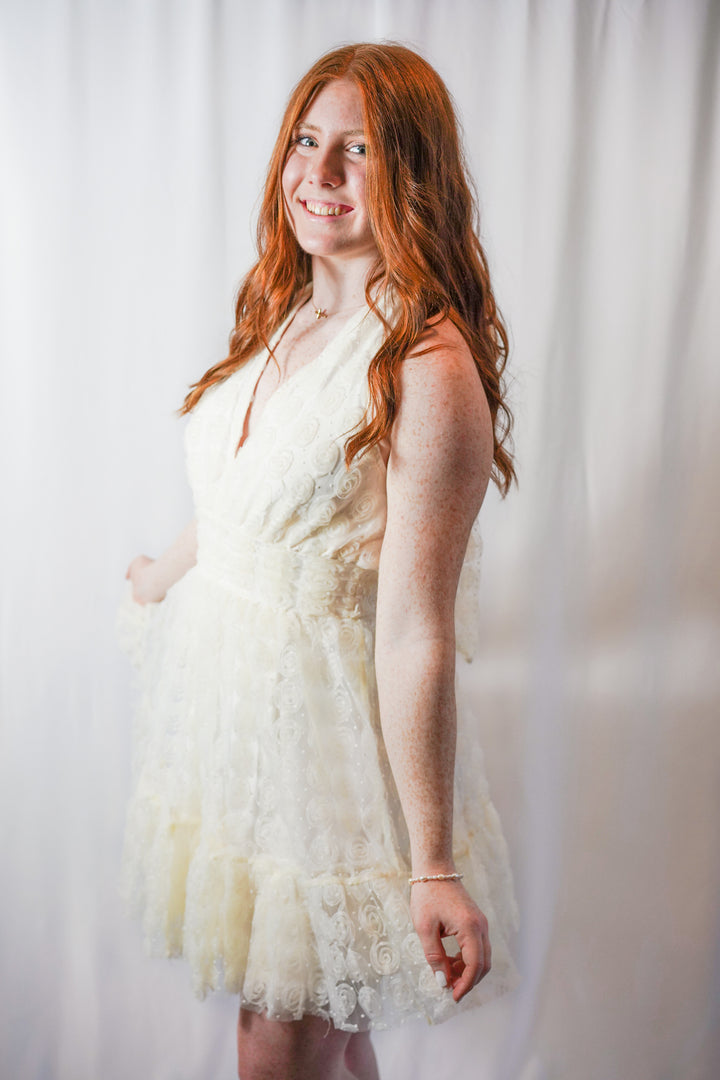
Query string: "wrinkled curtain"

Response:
xmin=1 ymin=1 xmax=718 ymax=1078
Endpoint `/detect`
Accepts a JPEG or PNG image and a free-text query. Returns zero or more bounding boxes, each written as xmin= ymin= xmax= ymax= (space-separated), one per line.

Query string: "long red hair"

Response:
xmin=180 ymin=43 xmax=516 ymax=495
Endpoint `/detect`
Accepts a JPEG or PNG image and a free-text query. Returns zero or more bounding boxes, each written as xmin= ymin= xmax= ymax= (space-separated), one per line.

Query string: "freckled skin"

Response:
xmin=375 ymin=318 xmax=494 ymax=1002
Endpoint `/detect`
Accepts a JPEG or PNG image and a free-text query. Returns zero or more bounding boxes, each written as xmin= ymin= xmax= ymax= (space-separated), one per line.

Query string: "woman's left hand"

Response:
xmin=410 ymin=880 xmax=492 ymax=1002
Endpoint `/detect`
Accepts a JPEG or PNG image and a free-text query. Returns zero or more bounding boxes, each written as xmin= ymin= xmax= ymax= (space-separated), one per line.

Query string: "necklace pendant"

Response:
xmin=314 ymin=307 xmax=328 ymax=320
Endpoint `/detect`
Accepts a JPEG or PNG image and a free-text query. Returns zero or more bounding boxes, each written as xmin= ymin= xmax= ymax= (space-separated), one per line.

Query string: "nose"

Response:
xmin=309 ymin=146 xmax=342 ymax=187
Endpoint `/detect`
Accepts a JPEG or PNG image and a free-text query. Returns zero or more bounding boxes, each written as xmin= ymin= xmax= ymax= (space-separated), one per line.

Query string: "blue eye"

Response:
xmin=293 ymin=134 xmax=365 ymax=155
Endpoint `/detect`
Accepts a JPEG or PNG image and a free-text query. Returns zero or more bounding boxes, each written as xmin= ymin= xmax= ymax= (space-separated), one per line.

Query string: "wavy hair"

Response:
xmin=180 ymin=42 xmax=516 ymax=495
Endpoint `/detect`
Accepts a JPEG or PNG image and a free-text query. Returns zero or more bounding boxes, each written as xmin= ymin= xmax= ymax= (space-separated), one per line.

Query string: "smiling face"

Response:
xmin=281 ymin=79 xmax=377 ymax=265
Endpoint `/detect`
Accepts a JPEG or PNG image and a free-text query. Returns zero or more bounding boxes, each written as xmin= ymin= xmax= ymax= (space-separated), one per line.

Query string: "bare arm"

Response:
xmin=375 ymin=319 xmax=494 ymax=1001
xmin=125 ymin=518 xmax=198 ymax=604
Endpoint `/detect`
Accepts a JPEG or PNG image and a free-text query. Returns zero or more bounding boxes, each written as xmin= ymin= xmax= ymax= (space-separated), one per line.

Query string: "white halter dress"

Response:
xmin=117 ymin=291 xmax=520 ymax=1032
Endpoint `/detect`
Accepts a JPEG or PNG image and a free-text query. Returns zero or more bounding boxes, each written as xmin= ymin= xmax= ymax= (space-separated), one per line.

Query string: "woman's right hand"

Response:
xmin=123 ymin=520 xmax=198 ymax=606
xmin=125 ymin=555 xmax=166 ymax=605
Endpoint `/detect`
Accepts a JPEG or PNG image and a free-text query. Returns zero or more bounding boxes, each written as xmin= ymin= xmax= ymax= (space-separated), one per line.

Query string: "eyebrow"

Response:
xmin=296 ymin=122 xmax=365 ymax=137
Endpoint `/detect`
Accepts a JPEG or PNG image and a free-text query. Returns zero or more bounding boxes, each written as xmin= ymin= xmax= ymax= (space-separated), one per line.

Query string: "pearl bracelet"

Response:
xmin=408 ymin=872 xmax=464 ymax=885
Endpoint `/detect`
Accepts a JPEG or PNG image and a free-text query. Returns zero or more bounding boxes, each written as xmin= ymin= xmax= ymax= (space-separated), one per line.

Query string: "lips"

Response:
xmin=302 ymin=199 xmax=353 ymax=217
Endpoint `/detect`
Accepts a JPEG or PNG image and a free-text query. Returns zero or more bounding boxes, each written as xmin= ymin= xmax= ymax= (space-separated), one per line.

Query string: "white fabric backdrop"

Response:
xmin=1 ymin=1 xmax=718 ymax=1077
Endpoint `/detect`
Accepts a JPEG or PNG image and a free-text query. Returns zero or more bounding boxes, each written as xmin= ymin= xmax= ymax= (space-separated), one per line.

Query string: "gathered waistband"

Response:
xmin=195 ymin=515 xmax=378 ymax=620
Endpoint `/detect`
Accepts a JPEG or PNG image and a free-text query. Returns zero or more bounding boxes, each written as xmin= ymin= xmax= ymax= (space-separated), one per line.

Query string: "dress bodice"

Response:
xmin=184 ymin=291 xmax=483 ymax=654
xmin=185 ymin=298 xmax=388 ymax=571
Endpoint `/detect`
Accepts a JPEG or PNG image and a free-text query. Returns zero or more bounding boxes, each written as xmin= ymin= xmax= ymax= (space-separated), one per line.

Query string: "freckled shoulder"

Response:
xmin=399 ymin=315 xmax=490 ymax=425
xmin=406 ymin=313 xmax=472 ymax=358
xmin=388 ymin=314 xmax=493 ymax=498
xmin=400 ymin=316 xmax=483 ymax=398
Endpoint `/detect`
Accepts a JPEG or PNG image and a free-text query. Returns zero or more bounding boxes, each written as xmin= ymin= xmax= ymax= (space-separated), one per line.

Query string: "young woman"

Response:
xmin=120 ymin=42 xmax=520 ymax=1080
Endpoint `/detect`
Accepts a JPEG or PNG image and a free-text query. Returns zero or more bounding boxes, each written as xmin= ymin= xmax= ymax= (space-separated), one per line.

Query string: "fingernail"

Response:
xmin=434 ymin=970 xmax=447 ymax=989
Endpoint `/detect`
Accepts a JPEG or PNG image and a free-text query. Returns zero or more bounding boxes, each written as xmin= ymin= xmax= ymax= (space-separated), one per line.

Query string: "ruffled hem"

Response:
xmin=120 ymin=828 xmax=521 ymax=1031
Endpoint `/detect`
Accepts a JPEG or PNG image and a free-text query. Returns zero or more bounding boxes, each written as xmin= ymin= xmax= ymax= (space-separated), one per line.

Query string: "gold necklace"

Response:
xmin=310 ymin=297 xmax=366 ymax=321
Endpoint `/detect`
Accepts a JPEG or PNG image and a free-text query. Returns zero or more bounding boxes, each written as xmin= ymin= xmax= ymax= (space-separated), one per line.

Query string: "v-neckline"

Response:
xmin=233 ymin=289 xmax=369 ymax=458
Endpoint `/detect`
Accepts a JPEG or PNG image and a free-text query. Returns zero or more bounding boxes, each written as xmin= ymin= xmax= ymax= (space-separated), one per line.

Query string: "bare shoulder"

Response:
xmin=391 ymin=315 xmax=493 ymax=488
xmin=381 ymin=315 xmax=493 ymax=605
xmin=407 ymin=311 xmax=473 ymax=356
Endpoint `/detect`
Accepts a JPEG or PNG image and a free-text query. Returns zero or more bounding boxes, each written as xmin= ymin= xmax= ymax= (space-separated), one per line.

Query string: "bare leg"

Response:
xmin=237 ymin=1006 xmax=355 ymax=1080
xmin=345 ymin=1032 xmax=380 ymax=1080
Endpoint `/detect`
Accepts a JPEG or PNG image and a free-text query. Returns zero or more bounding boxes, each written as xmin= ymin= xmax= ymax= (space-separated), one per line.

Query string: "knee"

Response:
xmin=235 ymin=1010 xmax=303 ymax=1080
xmin=236 ymin=1013 xmax=275 ymax=1080
xmin=236 ymin=1032 xmax=323 ymax=1080
xmin=345 ymin=1031 xmax=378 ymax=1078
xmin=236 ymin=1007 xmax=349 ymax=1080
xmin=236 ymin=1043 xmax=272 ymax=1080
xmin=236 ymin=1033 xmax=277 ymax=1080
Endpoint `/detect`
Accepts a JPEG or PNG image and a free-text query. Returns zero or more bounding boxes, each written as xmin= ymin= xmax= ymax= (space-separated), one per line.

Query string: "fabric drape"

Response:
xmin=0 ymin=2 xmax=717 ymax=1078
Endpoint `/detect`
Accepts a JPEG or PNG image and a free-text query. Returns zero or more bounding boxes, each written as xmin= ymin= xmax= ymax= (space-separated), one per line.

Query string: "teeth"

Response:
xmin=305 ymin=200 xmax=348 ymax=217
